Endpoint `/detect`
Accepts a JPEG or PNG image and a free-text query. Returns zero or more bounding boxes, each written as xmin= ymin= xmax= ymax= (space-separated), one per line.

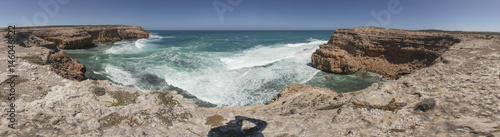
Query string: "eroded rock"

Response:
xmin=312 ymin=26 xmax=461 ymax=79
xmin=17 ymin=25 xmax=148 ymax=49
xmin=48 ymin=50 xmax=86 ymax=81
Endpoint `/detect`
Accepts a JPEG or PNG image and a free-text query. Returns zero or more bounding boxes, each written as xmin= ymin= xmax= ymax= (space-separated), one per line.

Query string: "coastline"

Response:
xmin=1 ymin=26 xmax=499 ymax=136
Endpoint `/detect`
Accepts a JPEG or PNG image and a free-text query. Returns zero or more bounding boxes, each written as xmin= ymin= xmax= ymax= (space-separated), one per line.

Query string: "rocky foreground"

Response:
xmin=1 ymin=26 xmax=499 ymax=136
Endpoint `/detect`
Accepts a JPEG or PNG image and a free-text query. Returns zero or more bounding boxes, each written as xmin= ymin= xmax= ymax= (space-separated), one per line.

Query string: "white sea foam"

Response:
xmin=104 ymin=64 xmax=137 ymax=86
xmin=105 ymin=40 xmax=143 ymax=54
xmin=285 ymin=38 xmax=326 ymax=47
xmin=164 ymin=39 xmax=328 ymax=107
xmin=135 ymin=39 xmax=148 ymax=48
xmin=150 ymin=34 xmax=174 ymax=39
xmin=105 ymin=34 xmax=173 ymax=54
xmin=220 ymin=39 xmax=326 ymax=70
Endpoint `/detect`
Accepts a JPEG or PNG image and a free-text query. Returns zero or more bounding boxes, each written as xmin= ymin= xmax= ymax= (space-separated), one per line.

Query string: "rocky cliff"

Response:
xmin=9 ymin=25 xmax=148 ymax=81
xmin=312 ymin=27 xmax=460 ymax=79
xmin=16 ymin=25 xmax=148 ymax=49
xmin=47 ymin=50 xmax=86 ymax=81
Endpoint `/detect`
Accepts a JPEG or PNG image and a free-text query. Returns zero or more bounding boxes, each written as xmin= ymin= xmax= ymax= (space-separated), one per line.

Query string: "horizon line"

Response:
xmin=2 ymin=25 xmax=499 ymax=33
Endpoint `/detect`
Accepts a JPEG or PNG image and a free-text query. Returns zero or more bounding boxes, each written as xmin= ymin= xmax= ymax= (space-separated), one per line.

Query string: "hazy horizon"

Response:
xmin=1 ymin=0 xmax=500 ymax=31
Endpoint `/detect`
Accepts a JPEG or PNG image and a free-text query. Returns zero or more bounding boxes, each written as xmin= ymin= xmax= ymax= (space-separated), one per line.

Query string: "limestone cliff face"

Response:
xmin=86 ymin=26 xmax=149 ymax=43
xmin=13 ymin=25 xmax=148 ymax=81
xmin=311 ymin=27 xmax=460 ymax=79
xmin=18 ymin=25 xmax=149 ymax=49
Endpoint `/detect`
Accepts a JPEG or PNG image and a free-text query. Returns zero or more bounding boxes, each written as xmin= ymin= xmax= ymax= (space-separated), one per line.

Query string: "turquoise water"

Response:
xmin=65 ymin=31 xmax=382 ymax=107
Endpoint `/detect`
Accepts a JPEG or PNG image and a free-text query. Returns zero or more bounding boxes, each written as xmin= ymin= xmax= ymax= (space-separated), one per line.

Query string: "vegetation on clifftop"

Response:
xmin=20 ymin=55 xmax=45 ymax=65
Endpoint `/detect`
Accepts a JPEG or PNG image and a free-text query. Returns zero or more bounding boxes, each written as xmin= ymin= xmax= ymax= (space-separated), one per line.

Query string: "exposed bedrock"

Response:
xmin=17 ymin=25 xmax=149 ymax=49
xmin=311 ymin=26 xmax=460 ymax=79
xmin=48 ymin=50 xmax=86 ymax=81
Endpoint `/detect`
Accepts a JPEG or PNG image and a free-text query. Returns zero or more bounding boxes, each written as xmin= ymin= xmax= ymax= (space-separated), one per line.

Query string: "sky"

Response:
xmin=1 ymin=0 xmax=499 ymax=31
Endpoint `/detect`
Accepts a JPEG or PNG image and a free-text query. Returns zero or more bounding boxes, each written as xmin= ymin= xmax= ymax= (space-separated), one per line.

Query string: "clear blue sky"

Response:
xmin=1 ymin=0 xmax=499 ymax=31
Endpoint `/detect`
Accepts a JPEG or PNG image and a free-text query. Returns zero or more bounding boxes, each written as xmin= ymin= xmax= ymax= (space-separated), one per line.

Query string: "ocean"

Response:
xmin=64 ymin=30 xmax=383 ymax=107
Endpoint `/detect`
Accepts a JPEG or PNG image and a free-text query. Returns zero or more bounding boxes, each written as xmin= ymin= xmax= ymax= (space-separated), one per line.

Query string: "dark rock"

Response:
xmin=415 ymin=98 xmax=436 ymax=112
xmin=93 ymin=87 xmax=106 ymax=96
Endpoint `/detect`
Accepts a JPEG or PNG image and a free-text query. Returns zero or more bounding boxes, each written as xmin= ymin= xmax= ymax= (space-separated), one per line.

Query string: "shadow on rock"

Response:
xmin=208 ymin=116 xmax=267 ymax=137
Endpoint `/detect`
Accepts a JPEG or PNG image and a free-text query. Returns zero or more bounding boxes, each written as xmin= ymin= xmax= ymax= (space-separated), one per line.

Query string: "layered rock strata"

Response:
xmin=312 ymin=27 xmax=460 ymax=79
xmin=17 ymin=25 xmax=148 ymax=49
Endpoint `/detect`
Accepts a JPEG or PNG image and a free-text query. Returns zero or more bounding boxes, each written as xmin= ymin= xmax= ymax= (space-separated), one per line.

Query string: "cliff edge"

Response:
xmin=312 ymin=27 xmax=460 ymax=79
xmin=16 ymin=25 xmax=148 ymax=49
xmin=4 ymin=25 xmax=148 ymax=81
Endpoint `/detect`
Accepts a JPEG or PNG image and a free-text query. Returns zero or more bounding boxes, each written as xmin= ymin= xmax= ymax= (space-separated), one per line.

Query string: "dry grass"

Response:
xmin=318 ymin=103 xmax=346 ymax=110
xmin=140 ymin=91 xmax=193 ymax=126
xmin=390 ymin=129 xmax=406 ymax=132
xmin=41 ymin=90 xmax=50 ymax=97
xmin=276 ymin=133 xmax=298 ymax=137
xmin=106 ymin=90 xmax=139 ymax=107
xmin=205 ymin=115 xmax=224 ymax=127
xmin=20 ymin=55 xmax=45 ymax=65
xmin=352 ymin=98 xmax=406 ymax=112
xmin=99 ymin=113 xmax=142 ymax=128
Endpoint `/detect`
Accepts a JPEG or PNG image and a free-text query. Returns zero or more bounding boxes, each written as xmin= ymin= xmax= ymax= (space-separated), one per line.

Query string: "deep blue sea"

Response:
xmin=65 ymin=31 xmax=382 ymax=107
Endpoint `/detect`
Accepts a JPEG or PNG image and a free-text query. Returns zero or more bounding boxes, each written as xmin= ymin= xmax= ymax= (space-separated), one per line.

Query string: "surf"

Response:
xmin=163 ymin=39 xmax=328 ymax=107
xmin=65 ymin=30 xmax=381 ymax=108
